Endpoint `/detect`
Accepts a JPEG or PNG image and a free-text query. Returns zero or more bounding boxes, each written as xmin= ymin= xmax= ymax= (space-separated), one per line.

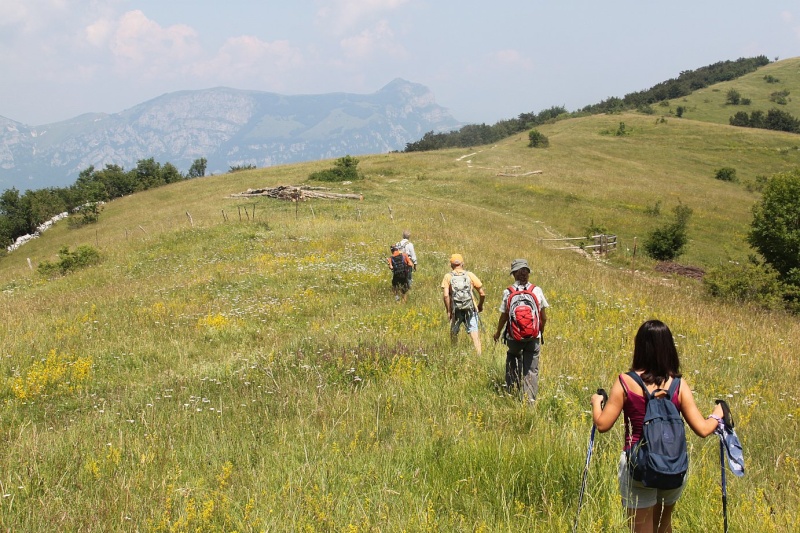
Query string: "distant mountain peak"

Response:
xmin=0 ymin=82 xmax=462 ymax=191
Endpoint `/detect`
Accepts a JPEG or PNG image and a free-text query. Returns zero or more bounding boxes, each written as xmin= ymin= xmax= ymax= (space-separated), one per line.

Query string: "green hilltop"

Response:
xmin=1 ymin=58 xmax=799 ymax=531
xmin=671 ymin=57 xmax=800 ymax=125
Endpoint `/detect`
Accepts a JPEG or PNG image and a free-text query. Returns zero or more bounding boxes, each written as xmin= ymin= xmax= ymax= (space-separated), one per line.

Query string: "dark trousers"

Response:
xmin=505 ymin=339 xmax=541 ymax=401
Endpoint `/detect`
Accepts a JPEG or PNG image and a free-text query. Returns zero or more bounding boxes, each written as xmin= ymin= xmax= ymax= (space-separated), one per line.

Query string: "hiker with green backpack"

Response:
xmin=441 ymin=253 xmax=485 ymax=355
xmin=590 ymin=319 xmax=726 ymax=533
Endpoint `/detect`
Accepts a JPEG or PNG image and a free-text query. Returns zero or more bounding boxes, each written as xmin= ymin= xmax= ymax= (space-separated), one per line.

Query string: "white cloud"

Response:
xmin=85 ymin=18 xmax=113 ymax=47
xmin=0 ymin=0 xmax=29 ymax=28
xmin=340 ymin=19 xmax=406 ymax=60
xmin=108 ymin=10 xmax=200 ymax=73
xmin=488 ymin=49 xmax=534 ymax=70
xmin=316 ymin=0 xmax=410 ymax=35
xmin=778 ymin=10 xmax=800 ymax=41
xmin=192 ymin=36 xmax=305 ymax=83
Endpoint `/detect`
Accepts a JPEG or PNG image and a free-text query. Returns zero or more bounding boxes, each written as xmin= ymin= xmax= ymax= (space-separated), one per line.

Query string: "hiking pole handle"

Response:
xmin=597 ymin=388 xmax=608 ymax=409
xmin=715 ymin=399 xmax=734 ymax=429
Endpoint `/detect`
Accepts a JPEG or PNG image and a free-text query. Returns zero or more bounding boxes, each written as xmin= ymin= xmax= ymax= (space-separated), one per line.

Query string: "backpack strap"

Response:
xmin=626 ymin=371 xmax=650 ymax=401
xmin=666 ymin=377 xmax=681 ymax=404
xmin=628 ymin=372 xmax=680 ymax=402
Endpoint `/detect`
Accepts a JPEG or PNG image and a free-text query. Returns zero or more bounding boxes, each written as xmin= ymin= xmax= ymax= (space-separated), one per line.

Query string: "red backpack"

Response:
xmin=505 ymin=284 xmax=541 ymax=341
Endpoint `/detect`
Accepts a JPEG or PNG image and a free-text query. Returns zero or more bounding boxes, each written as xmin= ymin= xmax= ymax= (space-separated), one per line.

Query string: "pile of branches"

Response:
xmin=655 ymin=261 xmax=705 ymax=280
xmin=230 ymin=185 xmax=363 ymax=201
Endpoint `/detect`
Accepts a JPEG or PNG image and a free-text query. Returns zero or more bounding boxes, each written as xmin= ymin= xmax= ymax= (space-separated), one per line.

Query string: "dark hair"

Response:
xmin=630 ymin=320 xmax=681 ymax=386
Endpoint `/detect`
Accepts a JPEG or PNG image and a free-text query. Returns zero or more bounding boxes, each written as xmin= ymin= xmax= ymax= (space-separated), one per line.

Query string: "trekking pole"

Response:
xmin=719 ymin=434 xmax=728 ymax=533
xmin=573 ymin=388 xmax=607 ymax=533
xmin=715 ymin=399 xmax=733 ymax=533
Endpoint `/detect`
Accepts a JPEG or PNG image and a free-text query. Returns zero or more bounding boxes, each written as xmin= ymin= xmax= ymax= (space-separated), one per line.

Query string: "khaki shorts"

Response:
xmin=617 ymin=452 xmax=685 ymax=509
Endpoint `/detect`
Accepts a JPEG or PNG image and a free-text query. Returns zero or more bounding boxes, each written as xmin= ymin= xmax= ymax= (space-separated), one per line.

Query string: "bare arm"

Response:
xmin=494 ymin=312 xmax=508 ymax=342
xmin=476 ymin=286 xmax=485 ymax=312
xmin=539 ymin=307 xmax=547 ymax=335
xmin=592 ymin=378 xmax=624 ymax=432
xmin=679 ymin=378 xmax=724 ymax=437
xmin=442 ymin=285 xmax=452 ymax=319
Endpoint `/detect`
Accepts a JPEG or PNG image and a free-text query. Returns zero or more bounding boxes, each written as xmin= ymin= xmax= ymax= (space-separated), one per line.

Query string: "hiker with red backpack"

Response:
xmin=442 ymin=254 xmax=486 ymax=355
xmin=388 ymin=244 xmax=414 ymax=302
xmin=493 ymin=258 xmax=548 ymax=402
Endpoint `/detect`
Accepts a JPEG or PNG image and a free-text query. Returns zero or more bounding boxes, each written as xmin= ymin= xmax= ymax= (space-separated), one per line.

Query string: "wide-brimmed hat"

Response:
xmin=510 ymin=258 xmax=530 ymax=274
xmin=449 ymin=253 xmax=463 ymax=265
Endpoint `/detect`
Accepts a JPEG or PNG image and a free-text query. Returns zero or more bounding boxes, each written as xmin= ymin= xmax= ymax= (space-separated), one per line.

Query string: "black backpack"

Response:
xmin=390 ymin=253 xmax=409 ymax=279
xmin=626 ymin=372 xmax=688 ymax=489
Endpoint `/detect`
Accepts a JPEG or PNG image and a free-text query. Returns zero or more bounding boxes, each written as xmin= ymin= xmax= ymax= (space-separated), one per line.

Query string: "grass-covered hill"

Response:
xmin=1 ymin=60 xmax=799 ymax=531
xmin=672 ymin=57 xmax=800 ymax=126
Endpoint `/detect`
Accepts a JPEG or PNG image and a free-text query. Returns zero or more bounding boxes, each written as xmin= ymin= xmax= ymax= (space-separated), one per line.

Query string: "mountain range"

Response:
xmin=0 ymin=78 xmax=461 ymax=192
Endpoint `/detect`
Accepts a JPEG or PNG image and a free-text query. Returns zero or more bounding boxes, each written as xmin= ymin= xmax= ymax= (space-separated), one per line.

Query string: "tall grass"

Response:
xmin=1 ymin=109 xmax=799 ymax=531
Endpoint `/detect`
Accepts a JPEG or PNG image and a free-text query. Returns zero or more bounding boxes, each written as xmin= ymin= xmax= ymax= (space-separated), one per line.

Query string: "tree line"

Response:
xmin=729 ymin=108 xmax=800 ymax=133
xmin=404 ymin=106 xmax=567 ymax=152
xmin=1 ymin=157 xmax=207 ymax=250
xmin=581 ymin=55 xmax=770 ymax=114
xmin=405 ymin=56 xmax=772 ymax=153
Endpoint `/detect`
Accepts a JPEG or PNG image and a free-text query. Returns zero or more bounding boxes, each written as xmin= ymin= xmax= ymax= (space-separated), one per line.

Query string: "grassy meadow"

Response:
xmin=2 ymin=64 xmax=800 ymax=531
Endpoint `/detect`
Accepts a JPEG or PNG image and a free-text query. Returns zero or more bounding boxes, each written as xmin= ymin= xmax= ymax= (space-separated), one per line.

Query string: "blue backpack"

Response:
xmin=626 ymin=372 xmax=688 ymax=489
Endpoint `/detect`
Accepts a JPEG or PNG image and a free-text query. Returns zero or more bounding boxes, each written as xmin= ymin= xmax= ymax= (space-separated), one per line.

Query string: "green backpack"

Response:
xmin=450 ymin=271 xmax=474 ymax=310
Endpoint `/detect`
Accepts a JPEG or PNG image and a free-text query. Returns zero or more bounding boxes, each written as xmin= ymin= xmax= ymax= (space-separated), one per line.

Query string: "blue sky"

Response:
xmin=1 ymin=0 xmax=799 ymax=126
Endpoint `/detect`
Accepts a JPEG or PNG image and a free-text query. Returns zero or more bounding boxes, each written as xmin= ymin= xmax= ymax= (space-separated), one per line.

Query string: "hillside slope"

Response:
xmin=0 ymin=106 xmax=798 ymax=531
xmin=662 ymin=56 xmax=800 ymax=126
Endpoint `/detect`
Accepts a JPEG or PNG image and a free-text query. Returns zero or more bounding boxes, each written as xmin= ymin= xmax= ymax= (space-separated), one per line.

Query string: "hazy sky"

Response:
xmin=2 ymin=0 xmax=799 ymax=126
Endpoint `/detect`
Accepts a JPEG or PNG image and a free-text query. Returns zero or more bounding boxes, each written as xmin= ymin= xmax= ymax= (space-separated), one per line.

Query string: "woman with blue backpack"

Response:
xmin=590 ymin=319 xmax=725 ymax=533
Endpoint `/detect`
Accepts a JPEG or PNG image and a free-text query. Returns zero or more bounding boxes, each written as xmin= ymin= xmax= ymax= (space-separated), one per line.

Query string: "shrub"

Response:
xmin=644 ymin=204 xmax=692 ymax=261
xmin=745 ymin=175 xmax=768 ymax=193
xmin=675 ymin=106 xmax=685 ymax=118
xmin=770 ymin=90 xmax=790 ymax=105
xmin=729 ymin=111 xmax=750 ymax=127
xmin=229 ymin=164 xmax=256 ymax=173
xmin=38 ymin=245 xmax=101 ymax=277
xmin=68 ymin=202 xmax=103 ymax=228
xmin=527 ymin=129 xmax=550 ymax=148
xmin=308 ymin=155 xmax=362 ymax=182
xmin=764 ymin=74 xmax=780 ymax=84
xmin=645 ymin=200 xmax=662 ymax=217
xmin=748 ymin=169 xmax=800 ymax=287
xmin=187 ymin=157 xmax=207 ymax=178
xmin=764 ymin=108 xmax=800 ymax=133
xmin=585 ymin=219 xmax=607 ymax=237
xmin=726 ymin=89 xmax=741 ymax=105
xmin=714 ymin=167 xmax=737 ymax=182
xmin=703 ymin=258 xmax=786 ymax=310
